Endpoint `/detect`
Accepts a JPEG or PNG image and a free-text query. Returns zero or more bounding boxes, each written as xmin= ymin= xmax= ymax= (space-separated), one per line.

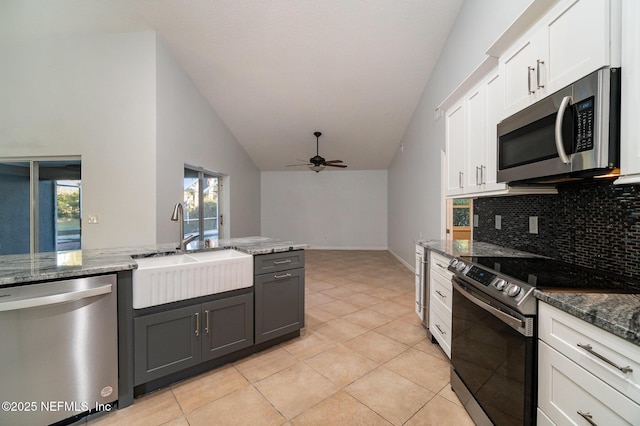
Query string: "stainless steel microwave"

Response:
xmin=497 ymin=67 xmax=621 ymax=184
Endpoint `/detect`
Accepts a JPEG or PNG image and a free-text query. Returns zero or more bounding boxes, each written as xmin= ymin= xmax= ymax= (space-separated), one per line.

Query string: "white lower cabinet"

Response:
xmin=429 ymin=251 xmax=452 ymax=358
xmin=538 ymin=302 xmax=640 ymax=425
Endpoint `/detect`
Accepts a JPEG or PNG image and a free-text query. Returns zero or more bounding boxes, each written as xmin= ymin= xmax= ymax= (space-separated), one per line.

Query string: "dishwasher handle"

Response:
xmin=0 ymin=284 xmax=112 ymax=312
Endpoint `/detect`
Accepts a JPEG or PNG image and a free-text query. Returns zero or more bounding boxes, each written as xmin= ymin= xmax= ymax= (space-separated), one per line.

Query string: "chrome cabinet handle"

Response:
xmin=475 ymin=166 xmax=480 ymax=185
xmin=577 ymin=343 xmax=633 ymax=373
xmin=273 ymin=259 xmax=292 ymax=265
xmin=577 ymin=410 xmax=597 ymax=426
xmin=481 ymin=165 xmax=485 ymax=185
xmin=274 ymin=273 xmax=292 ymax=279
xmin=204 ymin=310 xmax=210 ymax=334
xmin=527 ymin=66 xmax=535 ymax=94
xmin=435 ymin=262 xmax=448 ymax=269
xmin=195 ymin=312 xmax=200 ymax=337
xmin=436 ymin=290 xmax=446 ymax=299
xmin=435 ymin=324 xmax=446 ymax=335
xmin=536 ymin=59 xmax=544 ymax=88
xmin=555 ymin=96 xmax=573 ymax=164
xmin=458 ymin=171 xmax=463 ymax=188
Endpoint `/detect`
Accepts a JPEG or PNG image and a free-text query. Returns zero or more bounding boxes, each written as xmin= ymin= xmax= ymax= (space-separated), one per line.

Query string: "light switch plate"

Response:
xmin=495 ymin=215 xmax=502 ymax=230
xmin=473 ymin=215 xmax=479 ymax=227
xmin=529 ymin=216 xmax=539 ymax=234
xmin=88 ymin=214 xmax=100 ymax=224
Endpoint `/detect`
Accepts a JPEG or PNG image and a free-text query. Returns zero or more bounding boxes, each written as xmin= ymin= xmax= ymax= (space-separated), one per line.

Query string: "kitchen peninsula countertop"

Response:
xmin=536 ymin=291 xmax=640 ymax=346
xmin=0 ymin=237 xmax=309 ymax=287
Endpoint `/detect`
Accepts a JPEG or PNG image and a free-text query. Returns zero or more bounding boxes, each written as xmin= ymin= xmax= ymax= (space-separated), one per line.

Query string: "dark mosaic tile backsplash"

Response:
xmin=473 ymin=178 xmax=640 ymax=280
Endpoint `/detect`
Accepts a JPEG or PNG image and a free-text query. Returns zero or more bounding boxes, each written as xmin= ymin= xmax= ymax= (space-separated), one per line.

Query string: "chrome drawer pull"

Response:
xmin=204 ymin=310 xmax=210 ymax=334
xmin=274 ymin=273 xmax=292 ymax=279
xmin=436 ymin=290 xmax=446 ymax=299
xmin=435 ymin=262 xmax=448 ymax=269
xmin=577 ymin=410 xmax=597 ymax=426
xmin=577 ymin=343 xmax=633 ymax=373
xmin=273 ymin=259 xmax=292 ymax=265
xmin=435 ymin=324 xmax=446 ymax=335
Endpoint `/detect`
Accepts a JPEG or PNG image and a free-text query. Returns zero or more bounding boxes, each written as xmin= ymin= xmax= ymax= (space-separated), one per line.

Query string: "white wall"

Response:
xmin=387 ymin=0 xmax=531 ymax=265
xmin=0 ymin=31 xmax=261 ymax=250
xmin=261 ymin=170 xmax=387 ymax=249
xmin=0 ymin=32 xmax=158 ymax=249
xmin=155 ymin=37 xmax=261 ymax=243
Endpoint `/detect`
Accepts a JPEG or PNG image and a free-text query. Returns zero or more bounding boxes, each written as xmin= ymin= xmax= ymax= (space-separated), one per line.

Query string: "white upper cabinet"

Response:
xmin=615 ymin=0 xmax=640 ymax=183
xmin=500 ymin=0 xmax=617 ymax=118
xmin=445 ymin=100 xmax=466 ymax=196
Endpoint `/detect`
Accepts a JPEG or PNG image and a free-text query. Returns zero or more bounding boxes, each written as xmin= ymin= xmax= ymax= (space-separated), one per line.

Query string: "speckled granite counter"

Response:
xmin=0 ymin=237 xmax=309 ymax=287
xmin=536 ymin=291 xmax=640 ymax=346
xmin=416 ymin=239 xmax=544 ymax=258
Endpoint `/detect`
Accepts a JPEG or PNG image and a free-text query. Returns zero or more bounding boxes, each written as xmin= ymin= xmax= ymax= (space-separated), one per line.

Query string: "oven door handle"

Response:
xmin=452 ymin=279 xmax=525 ymax=330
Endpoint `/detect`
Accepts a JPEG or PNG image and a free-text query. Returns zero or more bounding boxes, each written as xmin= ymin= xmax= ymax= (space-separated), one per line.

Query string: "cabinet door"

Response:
xmin=445 ymin=101 xmax=466 ymax=196
xmin=134 ymin=305 xmax=201 ymax=385
xmin=255 ymin=267 xmax=305 ymax=344
xmin=538 ymin=341 xmax=640 ymax=425
xmin=465 ymin=84 xmax=487 ymax=192
xmin=483 ymin=71 xmax=507 ymax=191
xmin=544 ymin=0 xmax=610 ymax=94
xmin=501 ymin=33 xmax=543 ymax=114
xmin=202 ymin=293 xmax=254 ymax=361
xmin=617 ymin=0 xmax=640 ymax=181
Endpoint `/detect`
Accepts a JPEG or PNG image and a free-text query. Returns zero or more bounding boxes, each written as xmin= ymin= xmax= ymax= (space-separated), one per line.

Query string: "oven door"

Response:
xmin=451 ymin=277 xmax=536 ymax=426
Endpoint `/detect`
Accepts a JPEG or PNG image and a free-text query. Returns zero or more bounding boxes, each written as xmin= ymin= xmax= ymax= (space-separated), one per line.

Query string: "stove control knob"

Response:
xmin=455 ymin=261 xmax=466 ymax=272
xmin=495 ymin=279 xmax=507 ymax=291
xmin=449 ymin=259 xmax=458 ymax=267
xmin=506 ymin=284 xmax=521 ymax=297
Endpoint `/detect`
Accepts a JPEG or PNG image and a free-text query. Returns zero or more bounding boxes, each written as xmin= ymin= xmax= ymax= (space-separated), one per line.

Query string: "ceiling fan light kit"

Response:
xmin=286 ymin=131 xmax=348 ymax=172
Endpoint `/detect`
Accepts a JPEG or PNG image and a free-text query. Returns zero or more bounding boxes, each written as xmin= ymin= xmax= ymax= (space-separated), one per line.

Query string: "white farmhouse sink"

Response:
xmin=132 ymin=249 xmax=253 ymax=309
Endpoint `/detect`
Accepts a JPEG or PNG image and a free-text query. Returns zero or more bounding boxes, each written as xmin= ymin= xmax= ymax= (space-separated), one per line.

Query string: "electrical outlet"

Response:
xmin=87 ymin=214 xmax=100 ymax=224
xmin=529 ymin=216 xmax=539 ymax=234
xmin=495 ymin=215 xmax=502 ymax=230
xmin=473 ymin=215 xmax=479 ymax=227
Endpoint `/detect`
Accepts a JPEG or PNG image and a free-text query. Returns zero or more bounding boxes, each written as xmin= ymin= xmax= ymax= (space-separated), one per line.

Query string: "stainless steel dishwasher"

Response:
xmin=0 ymin=274 xmax=118 ymax=426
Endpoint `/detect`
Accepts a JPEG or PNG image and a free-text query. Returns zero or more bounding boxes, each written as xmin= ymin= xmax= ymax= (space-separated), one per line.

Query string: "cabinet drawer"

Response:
xmin=429 ymin=251 xmax=452 ymax=274
xmin=538 ymin=341 xmax=640 ymax=425
xmin=539 ymin=302 xmax=640 ymax=404
xmin=429 ymin=300 xmax=451 ymax=358
xmin=430 ymin=270 xmax=452 ymax=312
xmin=254 ymin=250 xmax=305 ymax=274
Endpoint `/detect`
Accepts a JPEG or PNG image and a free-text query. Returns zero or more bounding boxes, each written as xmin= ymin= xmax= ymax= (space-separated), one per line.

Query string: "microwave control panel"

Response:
xmin=575 ymin=96 xmax=595 ymax=152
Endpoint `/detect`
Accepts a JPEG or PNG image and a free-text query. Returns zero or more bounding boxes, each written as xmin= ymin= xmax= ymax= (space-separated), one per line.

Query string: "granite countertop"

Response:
xmin=416 ymin=239 xmax=545 ymax=258
xmin=0 ymin=237 xmax=309 ymax=287
xmin=536 ymin=291 xmax=640 ymax=346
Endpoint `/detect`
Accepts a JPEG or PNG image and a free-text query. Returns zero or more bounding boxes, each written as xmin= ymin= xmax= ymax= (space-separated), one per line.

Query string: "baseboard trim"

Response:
xmin=388 ymin=248 xmax=413 ymax=272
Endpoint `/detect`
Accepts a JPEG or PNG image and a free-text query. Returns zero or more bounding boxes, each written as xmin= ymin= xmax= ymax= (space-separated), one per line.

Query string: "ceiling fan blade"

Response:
xmin=324 ymin=160 xmax=343 ymax=164
xmin=325 ymin=163 xmax=348 ymax=168
xmin=285 ymin=163 xmax=311 ymax=167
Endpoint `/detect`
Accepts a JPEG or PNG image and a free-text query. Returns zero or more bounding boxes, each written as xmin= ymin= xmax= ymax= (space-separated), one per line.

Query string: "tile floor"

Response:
xmin=90 ymin=250 xmax=474 ymax=425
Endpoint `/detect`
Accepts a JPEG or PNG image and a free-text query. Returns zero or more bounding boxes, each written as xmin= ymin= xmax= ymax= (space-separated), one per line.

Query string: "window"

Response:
xmin=451 ymin=198 xmax=472 ymax=240
xmin=183 ymin=166 xmax=221 ymax=243
xmin=0 ymin=158 xmax=81 ymax=255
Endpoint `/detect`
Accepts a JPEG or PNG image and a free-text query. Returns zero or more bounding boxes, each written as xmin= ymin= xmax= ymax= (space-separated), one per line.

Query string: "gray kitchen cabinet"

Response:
xmin=134 ymin=292 xmax=253 ymax=385
xmin=254 ymin=251 xmax=305 ymax=344
xmin=202 ymin=293 xmax=254 ymax=361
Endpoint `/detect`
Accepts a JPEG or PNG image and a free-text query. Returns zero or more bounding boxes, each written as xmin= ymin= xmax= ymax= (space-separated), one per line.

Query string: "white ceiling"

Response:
xmin=1 ymin=0 xmax=464 ymax=171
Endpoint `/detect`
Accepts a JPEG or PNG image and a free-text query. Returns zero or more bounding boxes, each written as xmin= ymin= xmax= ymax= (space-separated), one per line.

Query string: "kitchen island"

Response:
xmin=0 ymin=236 xmax=308 ymax=423
xmin=0 ymin=236 xmax=309 ymax=287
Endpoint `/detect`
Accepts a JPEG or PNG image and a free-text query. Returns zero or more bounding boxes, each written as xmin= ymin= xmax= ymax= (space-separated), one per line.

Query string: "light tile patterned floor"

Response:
xmin=90 ymin=250 xmax=474 ymax=425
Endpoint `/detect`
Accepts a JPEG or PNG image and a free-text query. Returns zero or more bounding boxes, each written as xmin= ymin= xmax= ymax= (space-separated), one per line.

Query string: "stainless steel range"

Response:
xmin=448 ymin=256 xmax=640 ymax=426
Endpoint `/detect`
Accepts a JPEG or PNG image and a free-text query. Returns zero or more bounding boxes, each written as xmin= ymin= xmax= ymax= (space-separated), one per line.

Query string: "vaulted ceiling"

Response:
xmin=1 ymin=0 xmax=464 ymax=171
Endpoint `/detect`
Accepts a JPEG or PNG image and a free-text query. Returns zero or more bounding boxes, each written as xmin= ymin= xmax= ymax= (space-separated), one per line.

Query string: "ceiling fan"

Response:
xmin=286 ymin=131 xmax=348 ymax=172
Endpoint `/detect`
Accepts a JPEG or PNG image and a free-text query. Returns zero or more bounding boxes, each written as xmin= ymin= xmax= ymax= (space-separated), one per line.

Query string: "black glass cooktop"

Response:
xmin=462 ymin=256 xmax=640 ymax=293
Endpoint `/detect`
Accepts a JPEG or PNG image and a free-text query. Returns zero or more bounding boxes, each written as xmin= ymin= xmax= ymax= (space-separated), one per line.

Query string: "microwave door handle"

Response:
xmin=555 ymin=95 xmax=572 ymax=164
